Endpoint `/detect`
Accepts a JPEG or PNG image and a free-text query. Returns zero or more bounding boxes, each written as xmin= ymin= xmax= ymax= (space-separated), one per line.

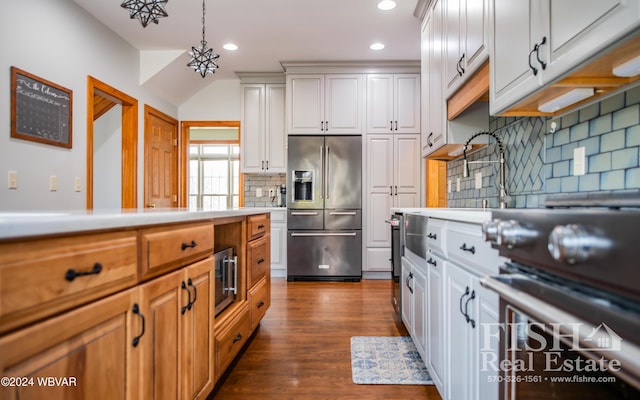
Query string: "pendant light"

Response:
xmin=121 ymin=0 xmax=169 ymax=28
xmin=187 ymin=0 xmax=220 ymax=78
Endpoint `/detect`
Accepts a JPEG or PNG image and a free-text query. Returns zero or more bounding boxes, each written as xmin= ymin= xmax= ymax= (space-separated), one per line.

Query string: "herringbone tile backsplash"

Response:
xmin=448 ymin=85 xmax=640 ymax=208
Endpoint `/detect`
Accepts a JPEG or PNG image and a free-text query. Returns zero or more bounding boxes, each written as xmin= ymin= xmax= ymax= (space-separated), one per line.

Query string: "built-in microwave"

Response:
xmin=214 ymin=247 xmax=237 ymax=316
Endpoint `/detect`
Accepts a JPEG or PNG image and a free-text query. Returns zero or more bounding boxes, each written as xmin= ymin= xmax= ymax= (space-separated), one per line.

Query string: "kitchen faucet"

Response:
xmin=462 ymin=131 xmax=508 ymax=209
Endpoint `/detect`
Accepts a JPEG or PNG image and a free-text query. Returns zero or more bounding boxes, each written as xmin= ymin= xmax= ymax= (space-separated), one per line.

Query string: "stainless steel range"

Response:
xmin=481 ymin=191 xmax=640 ymax=399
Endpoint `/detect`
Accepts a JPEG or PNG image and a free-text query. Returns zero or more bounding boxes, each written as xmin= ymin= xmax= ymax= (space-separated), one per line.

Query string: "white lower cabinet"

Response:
xmin=444 ymin=257 xmax=499 ymax=400
xmin=401 ymin=256 xmax=428 ymax=362
xmin=270 ymin=210 xmax=287 ymax=277
xmin=426 ymin=252 xmax=445 ymax=394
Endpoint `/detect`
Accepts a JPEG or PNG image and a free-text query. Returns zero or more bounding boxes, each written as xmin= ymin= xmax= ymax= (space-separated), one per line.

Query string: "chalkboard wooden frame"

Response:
xmin=10 ymin=66 xmax=73 ymax=149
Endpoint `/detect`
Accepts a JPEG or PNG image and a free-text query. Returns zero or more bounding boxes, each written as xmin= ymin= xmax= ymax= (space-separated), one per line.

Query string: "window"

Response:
xmin=189 ymin=143 xmax=240 ymax=210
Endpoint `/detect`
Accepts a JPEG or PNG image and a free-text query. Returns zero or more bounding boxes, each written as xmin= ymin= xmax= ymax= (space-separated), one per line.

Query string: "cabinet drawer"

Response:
xmin=248 ymin=276 xmax=270 ymax=332
xmin=216 ymin=304 xmax=251 ymax=378
xmin=140 ymin=222 xmax=213 ymax=281
xmin=247 ymin=214 xmax=269 ymax=241
xmin=446 ymin=221 xmax=502 ymax=276
xmin=426 ymin=218 xmax=447 ymax=257
xmin=0 ymin=231 xmax=138 ymax=334
xmin=247 ymin=236 xmax=270 ymax=288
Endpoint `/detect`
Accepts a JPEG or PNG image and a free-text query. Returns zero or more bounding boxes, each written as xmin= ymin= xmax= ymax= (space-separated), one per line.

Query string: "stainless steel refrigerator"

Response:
xmin=287 ymin=135 xmax=362 ymax=281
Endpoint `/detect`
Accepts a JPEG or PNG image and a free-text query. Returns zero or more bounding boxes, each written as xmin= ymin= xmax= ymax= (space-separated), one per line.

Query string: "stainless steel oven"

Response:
xmin=481 ymin=192 xmax=640 ymax=399
xmin=214 ymin=247 xmax=237 ymax=316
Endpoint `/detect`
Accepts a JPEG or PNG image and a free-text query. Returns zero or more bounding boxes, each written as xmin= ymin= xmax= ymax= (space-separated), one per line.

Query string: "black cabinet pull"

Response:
xmin=407 ymin=272 xmax=414 ymax=294
xmin=257 ymin=300 xmax=265 ymax=309
xmin=261 ymin=160 xmax=265 ymax=170
xmin=535 ymin=36 xmax=547 ymax=70
xmin=257 ymin=224 xmax=265 ymax=229
xmin=528 ymin=46 xmax=539 ymax=76
xmin=427 ymin=257 xmax=437 ymax=267
xmin=427 ymin=233 xmax=437 ymax=240
xmin=65 ymin=262 xmax=102 ymax=282
xmin=265 ymin=160 xmax=269 ymax=170
xmin=232 ymin=333 xmax=243 ymax=344
xmin=394 ymin=121 xmax=398 ymax=131
xmin=394 ymin=186 xmax=398 ymax=196
xmin=390 ymin=186 xmax=393 ymax=196
xmin=459 ymin=286 xmax=469 ymax=318
xmin=464 ymin=290 xmax=476 ymax=328
xmin=390 ymin=120 xmax=394 ymax=131
xmin=132 ymin=303 xmax=145 ymax=347
xmin=459 ymin=243 xmax=476 ymax=254
xmin=427 ymin=132 xmax=433 ymax=147
xmin=181 ymin=281 xmax=192 ymax=315
xmin=187 ymin=278 xmax=197 ymax=306
xmin=257 ymin=258 xmax=265 ymax=264
xmin=181 ymin=240 xmax=197 ymax=251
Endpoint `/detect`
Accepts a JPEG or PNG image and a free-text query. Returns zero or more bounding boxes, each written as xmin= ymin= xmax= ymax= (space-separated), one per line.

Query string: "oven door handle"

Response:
xmin=480 ymin=275 xmax=640 ymax=384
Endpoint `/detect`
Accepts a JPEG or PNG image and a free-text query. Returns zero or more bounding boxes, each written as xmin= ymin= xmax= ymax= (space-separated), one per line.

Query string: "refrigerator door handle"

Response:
xmin=290 ymin=211 xmax=320 ymax=216
xmin=329 ymin=211 xmax=357 ymax=216
xmin=320 ymin=145 xmax=325 ymax=199
xmin=325 ymin=146 xmax=330 ymax=200
xmin=290 ymin=232 xmax=357 ymax=237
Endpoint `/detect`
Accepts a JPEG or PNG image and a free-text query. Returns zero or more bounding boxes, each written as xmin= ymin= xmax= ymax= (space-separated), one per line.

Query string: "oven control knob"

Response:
xmin=497 ymin=220 xmax=538 ymax=248
xmin=548 ymin=224 xmax=610 ymax=264
xmin=482 ymin=220 xmax=500 ymax=243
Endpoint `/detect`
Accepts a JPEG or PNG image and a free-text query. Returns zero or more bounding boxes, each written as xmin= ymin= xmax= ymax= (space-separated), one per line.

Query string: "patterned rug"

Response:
xmin=350 ymin=336 xmax=433 ymax=385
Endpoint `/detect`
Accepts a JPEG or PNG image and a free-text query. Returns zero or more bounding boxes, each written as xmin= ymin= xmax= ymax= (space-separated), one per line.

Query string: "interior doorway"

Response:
xmin=180 ymin=121 xmax=244 ymax=209
xmin=86 ymin=76 xmax=138 ymax=209
xmin=144 ymin=105 xmax=179 ymax=209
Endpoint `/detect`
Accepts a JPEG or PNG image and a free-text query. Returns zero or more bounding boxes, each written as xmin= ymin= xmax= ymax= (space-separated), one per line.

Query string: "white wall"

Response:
xmin=0 ymin=0 xmax=176 ymax=210
xmin=179 ymin=79 xmax=241 ymax=121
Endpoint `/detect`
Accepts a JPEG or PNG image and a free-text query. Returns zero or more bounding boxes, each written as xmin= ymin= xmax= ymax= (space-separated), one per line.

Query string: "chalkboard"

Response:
xmin=11 ymin=66 xmax=73 ymax=148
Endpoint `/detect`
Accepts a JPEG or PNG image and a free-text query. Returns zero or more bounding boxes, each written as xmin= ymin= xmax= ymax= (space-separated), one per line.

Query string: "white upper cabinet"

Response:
xmin=286 ymin=74 xmax=364 ymax=134
xmin=366 ymin=74 xmax=421 ymax=134
xmin=241 ymin=83 xmax=286 ymax=173
xmin=444 ymin=0 xmax=489 ymax=98
xmin=491 ymin=0 xmax=640 ymax=115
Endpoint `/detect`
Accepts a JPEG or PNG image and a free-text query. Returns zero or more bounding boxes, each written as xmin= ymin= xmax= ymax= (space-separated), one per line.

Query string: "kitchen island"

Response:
xmin=0 ymin=208 xmax=272 ymax=400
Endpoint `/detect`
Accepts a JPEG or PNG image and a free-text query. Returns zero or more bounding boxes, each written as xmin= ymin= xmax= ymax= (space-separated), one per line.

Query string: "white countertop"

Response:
xmin=392 ymin=207 xmax=493 ymax=224
xmin=0 ymin=208 xmax=277 ymax=240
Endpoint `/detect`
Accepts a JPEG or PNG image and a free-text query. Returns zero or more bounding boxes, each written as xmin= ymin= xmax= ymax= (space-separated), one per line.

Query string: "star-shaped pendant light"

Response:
xmin=187 ymin=0 xmax=220 ymax=78
xmin=121 ymin=0 xmax=169 ymax=28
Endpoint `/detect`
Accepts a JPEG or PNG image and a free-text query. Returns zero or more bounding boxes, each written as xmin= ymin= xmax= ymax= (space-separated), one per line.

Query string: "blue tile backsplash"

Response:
xmin=447 ymin=85 xmax=640 ymax=208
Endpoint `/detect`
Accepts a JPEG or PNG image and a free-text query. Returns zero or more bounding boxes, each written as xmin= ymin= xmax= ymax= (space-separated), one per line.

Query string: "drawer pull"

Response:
xmin=65 ymin=262 xmax=102 ymax=282
xmin=257 ymin=258 xmax=265 ymax=264
xmin=181 ymin=281 xmax=192 ymax=315
xmin=257 ymin=300 xmax=265 ymax=309
xmin=427 ymin=257 xmax=437 ymax=267
xmin=427 ymin=233 xmax=437 ymax=240
xmin=181 ymin=240 xmax=198 ymax=251
xmin=132 ymin=303 xmax=145 ymax=347
xmin=459 ymin=243 xmax=476 ymax=254
xmin=232 ymin=333 xmax=243 ymax=344
xmin=257 ymin=224 xmax=265 ymax=229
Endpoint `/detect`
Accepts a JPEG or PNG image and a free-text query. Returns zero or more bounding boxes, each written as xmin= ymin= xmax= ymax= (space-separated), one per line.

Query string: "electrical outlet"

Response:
xmin=475 ymin=172 xmax=482 ymax=190
xmin=74 ymin=177 xmax=82 ymax=192
xmin=8 ymin=171 xmax=17 ymax=189
xmin=256 ymin=188 xmax=262 ymax=197
xmin=269 ymin=188 xmax=276 ymax=197
xmin=49 ymin=175 xmax=57 ymax=191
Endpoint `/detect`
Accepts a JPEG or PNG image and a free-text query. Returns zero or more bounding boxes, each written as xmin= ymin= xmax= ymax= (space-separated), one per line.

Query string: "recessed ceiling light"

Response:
xmin=223 ymin=43 xmax=238 ymax=51
xmin=378 ymin=0 xmax=397 ymax=11
xmin=370 ymin=43 xmax=385 ymax=51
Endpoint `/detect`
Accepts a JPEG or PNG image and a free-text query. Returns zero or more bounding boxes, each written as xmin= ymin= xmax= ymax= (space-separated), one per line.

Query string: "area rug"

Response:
xmin=350 ymin=336 xmax=433 ymax=385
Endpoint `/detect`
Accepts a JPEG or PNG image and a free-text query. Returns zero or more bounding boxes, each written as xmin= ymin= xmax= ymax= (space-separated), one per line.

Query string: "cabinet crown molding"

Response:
xmin=281 ymin=60 xmax=420 ymax=74
xmin=236 ymin=72 xmax=285 ymax=84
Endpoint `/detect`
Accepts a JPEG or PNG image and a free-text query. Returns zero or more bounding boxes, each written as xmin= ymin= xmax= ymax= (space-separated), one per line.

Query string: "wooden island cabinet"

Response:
xmin=0 ymin=210 xmax=271 ymax=400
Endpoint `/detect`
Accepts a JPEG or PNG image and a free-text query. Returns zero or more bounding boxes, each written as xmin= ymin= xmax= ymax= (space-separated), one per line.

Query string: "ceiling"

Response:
xmin=72 ymin=0 xmax=422 ymax=106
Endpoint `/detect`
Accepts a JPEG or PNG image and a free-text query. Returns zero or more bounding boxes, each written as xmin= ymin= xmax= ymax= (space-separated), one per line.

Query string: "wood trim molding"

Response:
xmin=86 ymin=76 xmax=138 ymax=210
xmin=447 ymin=61 xmax=490 ymax=121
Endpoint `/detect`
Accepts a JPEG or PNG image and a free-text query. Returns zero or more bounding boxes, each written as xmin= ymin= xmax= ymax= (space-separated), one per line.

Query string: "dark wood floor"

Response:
xmin=209 ymin=278 xmax=442 ymax=400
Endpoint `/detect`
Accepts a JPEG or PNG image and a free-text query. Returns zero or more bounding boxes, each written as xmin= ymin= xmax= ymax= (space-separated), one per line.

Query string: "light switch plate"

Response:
xmin=573 ymin=147 xmax=586 ymax=176
xmin=8 ymin=171 xmax=17 ymax=189
xmin=256 ymin=188 xmax=262 ymax=197
xmin=74 ymin=177 xmax=82 ymax=192
xmin=49 ymin=175 xmax=57 ymax=191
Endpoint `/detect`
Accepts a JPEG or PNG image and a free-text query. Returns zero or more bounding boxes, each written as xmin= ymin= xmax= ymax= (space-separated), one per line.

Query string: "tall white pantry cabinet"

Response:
xmin=365 ymin=73 xmax=421 ymax=274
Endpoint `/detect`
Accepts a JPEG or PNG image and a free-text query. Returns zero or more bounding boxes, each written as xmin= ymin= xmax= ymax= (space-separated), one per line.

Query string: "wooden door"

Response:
xmin=0 ymin=289 xmax=139 ymax=400
xmin=138 ymin=269 xmax=184 ymax=400
xmin=181 ymin=258 xmax=215 ymax=400
xmin=145 ymin=105 xmax=178 ymax=209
